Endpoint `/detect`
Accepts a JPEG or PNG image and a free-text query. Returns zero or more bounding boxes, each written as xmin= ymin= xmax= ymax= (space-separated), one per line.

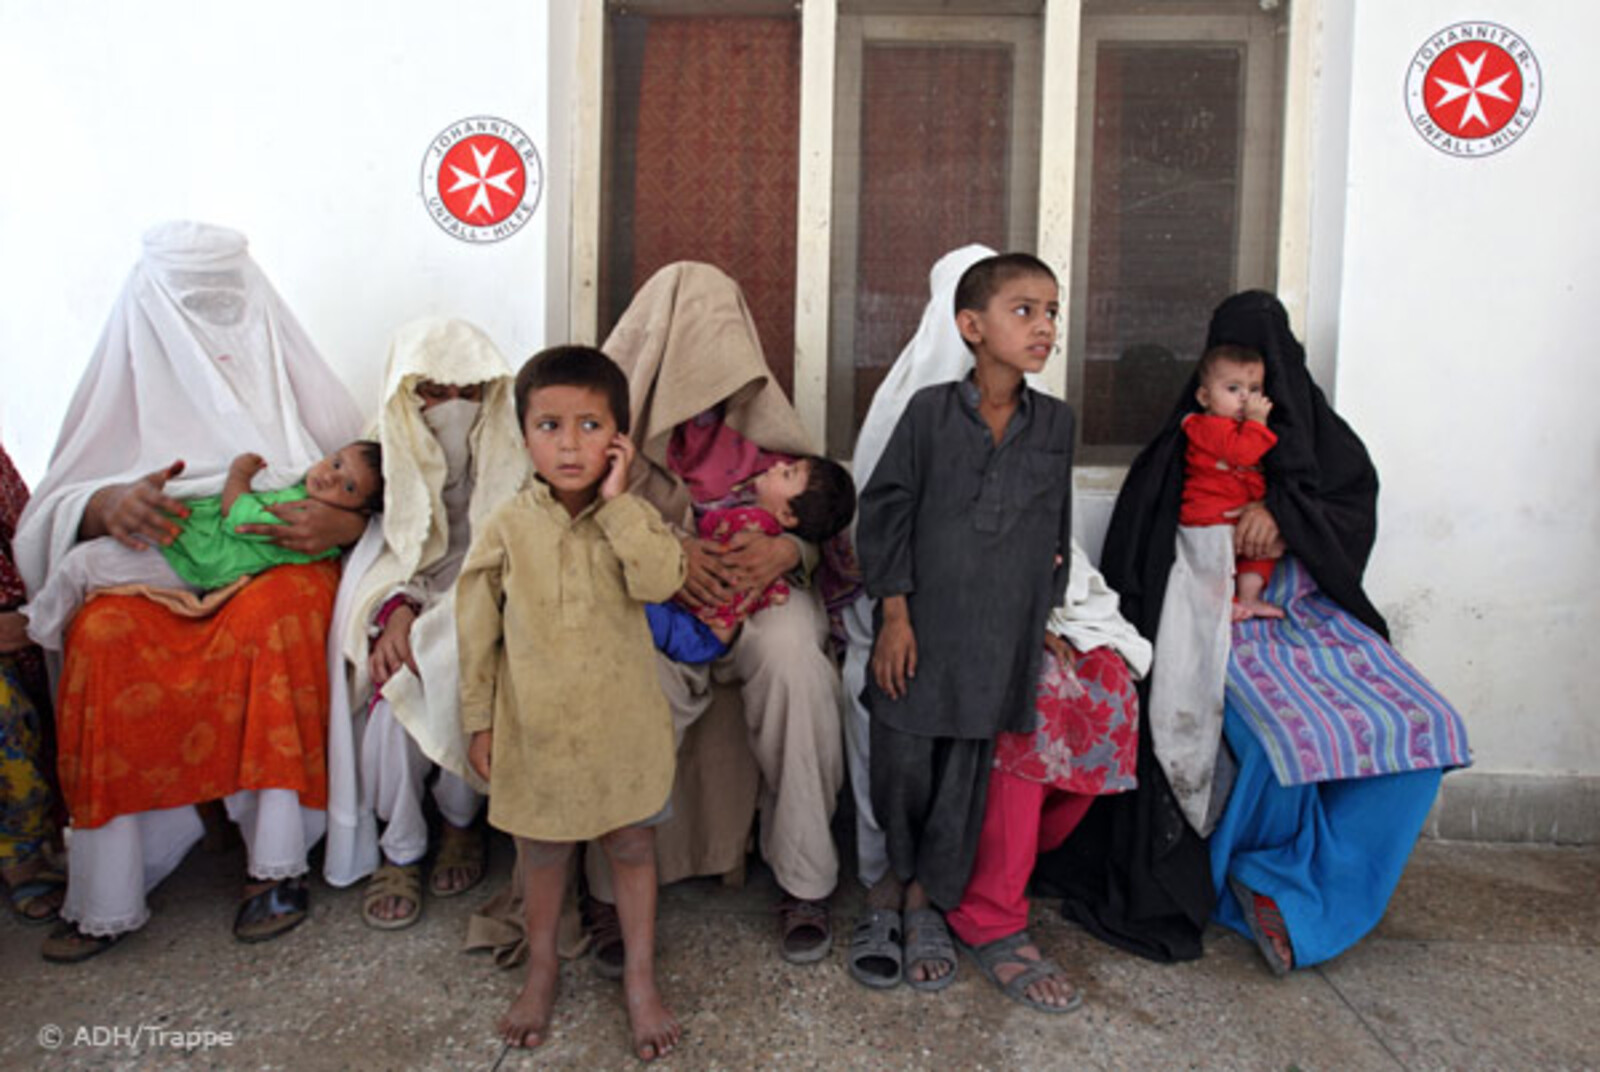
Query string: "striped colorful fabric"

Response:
xmin=1226 ymin=557 xmax=1471 ymax=787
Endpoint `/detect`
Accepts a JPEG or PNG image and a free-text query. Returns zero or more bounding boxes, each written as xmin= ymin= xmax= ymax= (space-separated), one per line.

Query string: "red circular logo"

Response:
xmin=438 ymin=134 xmax=527 ymax=225
xmin=1423 ymin=43 xmax=1523 ymax=138
xmin=420 ymin=117 xmax=544 ymax=242
xmin=1406 ymin=24 xmax=1541 ymax=158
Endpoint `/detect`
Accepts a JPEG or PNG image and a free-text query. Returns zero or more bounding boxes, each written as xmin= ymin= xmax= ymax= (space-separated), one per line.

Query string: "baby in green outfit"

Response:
xmin=1 ymin=442 xmax=382 ymax=653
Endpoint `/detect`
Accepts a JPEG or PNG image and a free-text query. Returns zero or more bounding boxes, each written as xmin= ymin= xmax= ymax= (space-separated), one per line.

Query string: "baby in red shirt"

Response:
xmin=1180 ymin=343 xmax=1284 ymax=621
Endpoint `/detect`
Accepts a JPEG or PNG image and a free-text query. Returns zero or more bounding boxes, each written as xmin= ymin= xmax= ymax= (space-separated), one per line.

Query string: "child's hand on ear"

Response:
xmin=468 ymin=730 xmax=493 ymax=782
xmin=601 ymin=433 xmax=636 ymax=501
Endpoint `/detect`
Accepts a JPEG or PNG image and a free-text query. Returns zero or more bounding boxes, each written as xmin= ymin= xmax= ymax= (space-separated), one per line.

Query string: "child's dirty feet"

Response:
xmin=623 ymin=971 xmax=680 ymax=1062
xmin=0 ymin=611 xmax=31 ymax=653
xmin=1232 ymin=598 xmax=1284 ymax=622
xmin=499 ymin=953 xmax=559 ymax=1048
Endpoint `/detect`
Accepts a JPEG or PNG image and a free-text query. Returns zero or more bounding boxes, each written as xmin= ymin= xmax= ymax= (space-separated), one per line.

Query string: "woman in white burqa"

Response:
xmin=321 ymin=318 xmax=527 ymax=928
xmin=13 ymin=221 xmax=365 ymax=959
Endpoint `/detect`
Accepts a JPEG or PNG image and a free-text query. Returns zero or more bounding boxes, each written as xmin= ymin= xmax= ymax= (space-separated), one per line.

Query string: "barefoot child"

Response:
xmin=646 ymin=452 xmax=855 ymax=662
xmin=1180 ymin=343 xmax=1283 ymax=621
xmin=0 ymin=442 xmax=382 ymax=653
xmin=456 ymin=345 xmax=686 ymax=1060
xmin=857 ymin=252 xmax=1074 ymax=993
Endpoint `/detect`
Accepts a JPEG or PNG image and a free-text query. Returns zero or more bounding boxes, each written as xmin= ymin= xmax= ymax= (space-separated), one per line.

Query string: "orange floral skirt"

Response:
xmin=56 ymin=562 xmax=336 ymax=830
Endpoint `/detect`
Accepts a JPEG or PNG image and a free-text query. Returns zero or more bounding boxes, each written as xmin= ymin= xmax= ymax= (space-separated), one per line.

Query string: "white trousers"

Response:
xmin=60 ymin=790 xmax=325 ymax=937
xmin=22 ymin=538 xmax=196 ymax=651
xmin=360 ymin=698 xmax=482 ymax=868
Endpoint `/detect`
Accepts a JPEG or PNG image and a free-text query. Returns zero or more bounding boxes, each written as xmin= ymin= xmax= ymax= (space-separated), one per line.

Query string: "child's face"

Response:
xmin=957 ymin=273 xmax=1060 ymax=376
xmin=753 ymin=458 xmax=811 ymax=528
xmin=305 ymin=445 xmax=380 ymax=512
xmin=416 ymin=380 xmax=485 ymax=410
xmin=1196 ymin=358 xmax=1266 ymax=420
xmin=522 ymin=384 xmax=619 ymax=510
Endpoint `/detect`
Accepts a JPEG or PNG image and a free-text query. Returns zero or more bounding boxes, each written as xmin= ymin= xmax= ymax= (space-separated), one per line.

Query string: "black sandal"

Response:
xmin=41 ymin=920 xmax=124 ymax=964
xmin=234 ymin=877 xmax=309 ymax=944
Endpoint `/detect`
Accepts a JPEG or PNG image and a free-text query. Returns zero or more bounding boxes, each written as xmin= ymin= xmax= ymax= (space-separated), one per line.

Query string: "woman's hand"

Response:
xmin=871 ymin=596 xmax=917 ymax=699
xmin=718 ymin=529 xmax=801 ymax=596
xmin=368 ymin=604 xmax=418 ymax=686
xmin=468 ymin=730 xmax=492 ymax=782
xmin=237 ymin=497 xmax=367 ymax=554
xmin=1228 ymin=500 xmax=1286 ymax=560
xmin=676 ymin=536 xmax=740 ymax=608
xmin=600 ymin=433 xmax=636 ymax=502
xmin=81 ymin=460 xmax=190 ymax=549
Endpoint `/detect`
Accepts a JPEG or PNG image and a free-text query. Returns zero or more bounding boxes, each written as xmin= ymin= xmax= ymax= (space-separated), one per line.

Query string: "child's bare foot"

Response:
xmin=1232 ymin=598 xmax=1285 ymax=622
xmin=0 ymin=611 xmax=31 ymax=653
xmin=499 ymin=952 xmax=559 ymax=1049
xmin=623 ymin=971 xmax=680 ymax=1061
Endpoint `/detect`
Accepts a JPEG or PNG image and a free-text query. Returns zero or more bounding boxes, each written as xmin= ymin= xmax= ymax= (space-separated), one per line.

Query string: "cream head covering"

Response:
xmin=340 ymin=316 xmax=528 ymax=669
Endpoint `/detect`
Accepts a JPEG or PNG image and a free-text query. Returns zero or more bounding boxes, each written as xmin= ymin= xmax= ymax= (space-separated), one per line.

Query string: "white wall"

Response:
xmin=0 ymin=0 xmax=552 ymax=485
xmin=1331 ymin=1 xmax=1599 ymax=776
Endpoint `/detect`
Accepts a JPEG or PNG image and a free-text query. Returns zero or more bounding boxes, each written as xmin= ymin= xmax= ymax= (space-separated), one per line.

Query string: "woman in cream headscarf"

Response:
xmin=321 ymin=318 xmax=528 ymax=928
xmin=843 ymin=245 xmax=1150 ymax=1011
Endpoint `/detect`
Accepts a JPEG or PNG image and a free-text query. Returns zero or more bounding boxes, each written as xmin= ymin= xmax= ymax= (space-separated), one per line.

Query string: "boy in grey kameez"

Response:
xmin=858 ymin=253 xmax=1075 ymax=990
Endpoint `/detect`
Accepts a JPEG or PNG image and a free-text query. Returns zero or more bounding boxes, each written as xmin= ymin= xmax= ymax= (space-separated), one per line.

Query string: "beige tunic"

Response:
xmin=456 ymin=485 xmax=686 ymax=841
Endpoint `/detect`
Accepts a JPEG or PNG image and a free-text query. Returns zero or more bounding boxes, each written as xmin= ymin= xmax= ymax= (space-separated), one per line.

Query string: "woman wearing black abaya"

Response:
xmin=1037 ymin=291 xmax=1468 ymax=972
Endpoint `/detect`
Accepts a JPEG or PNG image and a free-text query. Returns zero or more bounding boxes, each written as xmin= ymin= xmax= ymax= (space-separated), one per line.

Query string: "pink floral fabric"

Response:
xmin=994 ymin=645 xmax=1138 ymax=794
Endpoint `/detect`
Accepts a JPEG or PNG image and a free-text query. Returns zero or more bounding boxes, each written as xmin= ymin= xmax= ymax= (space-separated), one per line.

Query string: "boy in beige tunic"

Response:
xmin=457 ymin=346 xmax=686 ymax=1062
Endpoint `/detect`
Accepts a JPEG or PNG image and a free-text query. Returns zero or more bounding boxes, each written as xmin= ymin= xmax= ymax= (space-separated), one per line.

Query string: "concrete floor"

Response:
xmin=1 ymin=837 xmax=1595 ymax=1071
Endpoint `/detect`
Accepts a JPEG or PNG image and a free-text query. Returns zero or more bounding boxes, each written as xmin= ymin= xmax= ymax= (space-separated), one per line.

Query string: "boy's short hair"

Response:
xmin=953 ymin=252 xmax=1058 ymax=317
xmin=352 ymin=439 xmax=385 ymax=514
xmin=1196 ymin=343 xmax=1265 ymax=384
xmin=514 ymin=345 xmax=631 ymax=434
xmin=786 ymin=455 xmax=857 ymax=544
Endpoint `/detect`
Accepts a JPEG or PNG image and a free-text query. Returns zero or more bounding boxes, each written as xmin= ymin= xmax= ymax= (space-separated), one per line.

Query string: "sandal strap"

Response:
xmin=365 ymin=862 xmax=421 ymax=901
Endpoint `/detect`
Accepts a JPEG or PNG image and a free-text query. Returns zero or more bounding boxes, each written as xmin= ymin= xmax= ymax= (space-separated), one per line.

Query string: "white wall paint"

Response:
xmin=0 ymin=0 xmax=552 ymax=485
xmin=1334 ymin=2 xmax=1598 ymax=775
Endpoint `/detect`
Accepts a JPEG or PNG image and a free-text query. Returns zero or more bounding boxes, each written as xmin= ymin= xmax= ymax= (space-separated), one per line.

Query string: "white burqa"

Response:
xmin=322 ymin=317 xmax=528 ymax=886
xmin=842 ymin=244 xmax=1152 ymax=886
xmin=12 ymin=221 xmax=364 ymax=935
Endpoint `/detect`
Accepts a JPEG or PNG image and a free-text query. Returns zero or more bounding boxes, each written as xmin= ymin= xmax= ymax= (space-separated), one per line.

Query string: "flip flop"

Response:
xmin=902 ymin=907 xmax=958 ymax=992
xmin=587 ymin=896 xmax=625 ymax=980
xmin=234 ymin=877 xmax=309 ymax=943
xmin=429 ymin=822 xmax=486 ymax=899
xmin=42 ymin=920 xmax=125 ymax=964
xmin=1230 ymin=877 xmax=1293 ymax=975
xmin=777 ymin=896 xmax=832 ymax=964
xmin=847 ymin=907 xmax=903 ymax=989
xmin=362 ymin=862 xmax=423 ymax=931
xmin=960 ymin=930 xmax=1082 ymax=1014
xmin=5 ymin=863 xmax=66 ymax=925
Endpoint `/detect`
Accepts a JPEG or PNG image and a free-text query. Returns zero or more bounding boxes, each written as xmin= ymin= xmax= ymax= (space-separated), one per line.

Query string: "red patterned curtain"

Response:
xmin=853 ymin=44 xmax=1012 ymax=428
xmin=628 ymin=17 xmax=801 ymax=394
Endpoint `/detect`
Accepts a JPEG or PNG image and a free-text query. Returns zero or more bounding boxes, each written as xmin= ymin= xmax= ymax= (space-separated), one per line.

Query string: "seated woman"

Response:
xmin=1036 ymin=291 xmax=1470 ymax=973
xmin=13 ymin=221 xmax=365 ymax=961
xmin=320 ymin=317 xmax=528 ymax=929
xmin=600 ymin=262 xmax=847 ymax=964
xmin=0 ymin=442 xmax=65 ymax=925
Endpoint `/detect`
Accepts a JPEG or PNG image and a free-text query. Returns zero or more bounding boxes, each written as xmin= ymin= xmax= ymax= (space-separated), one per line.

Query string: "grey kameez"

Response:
xmin=857 ymin=378 xmax=1075 ymax=906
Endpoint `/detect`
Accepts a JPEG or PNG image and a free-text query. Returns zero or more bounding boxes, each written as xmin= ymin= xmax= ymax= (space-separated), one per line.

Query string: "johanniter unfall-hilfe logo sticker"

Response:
xmin=421 ymin=116 xmax=544 ymax=241
xmin=1406 ymin=22 xmax=1541 ymax=158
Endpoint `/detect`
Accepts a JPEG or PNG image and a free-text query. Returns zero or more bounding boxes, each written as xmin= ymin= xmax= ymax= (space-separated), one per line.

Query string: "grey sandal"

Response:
xmin=847 ymin=907 xmax=903 ymax=989
xmin=962 ymin=930 xmax=1083 ymax=1014
xmin=902 ymin=907 xmax=958 ymax=992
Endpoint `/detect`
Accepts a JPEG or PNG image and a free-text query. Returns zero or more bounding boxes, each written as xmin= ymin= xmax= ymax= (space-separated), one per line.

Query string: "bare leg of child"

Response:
xmin=1233 ymin=572 xmax=1284 ymax=622
xmin=598 ymin=824 xmax=679 ymax=1062
xmin=0 ymin=611 xmax=29 ymax=654
xmin=501 ymin=838 xmax=573 ymax=1049
xmin=903 ymin=880 xmax=954 ymax=986
xmin=709 ymin=621 xmax=738 ymax=646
